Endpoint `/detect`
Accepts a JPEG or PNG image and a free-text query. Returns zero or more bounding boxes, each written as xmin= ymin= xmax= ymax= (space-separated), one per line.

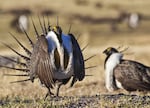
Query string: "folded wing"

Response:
xmin=114 ymin=60 xmax=150 ymax=91
xmin=69 ymin=34 xmax=85 ymax=87
xmin=29 ymin=35 xmax=54 ymax=88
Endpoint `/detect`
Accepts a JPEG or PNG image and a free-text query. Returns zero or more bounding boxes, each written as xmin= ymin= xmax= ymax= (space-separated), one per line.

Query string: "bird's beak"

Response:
xmin=103 ymin=49 xmax=107 ymax=54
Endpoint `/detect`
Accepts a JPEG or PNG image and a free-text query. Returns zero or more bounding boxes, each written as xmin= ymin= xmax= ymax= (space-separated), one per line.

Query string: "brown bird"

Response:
xmin=1 ymin=18 xmax=95 ymax=99
xmin=103 ymin=47 xmax=150 ymax=92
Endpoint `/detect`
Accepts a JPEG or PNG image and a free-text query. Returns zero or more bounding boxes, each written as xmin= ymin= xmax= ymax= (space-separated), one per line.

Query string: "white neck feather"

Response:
xmin=62 ymin=33 xmax=74 ymax=71
xmin=105 ymin=53 xmax=123 ymax=91
xmin=46 ymin=31 xmax=64 ymax=69
xmin=46 ymin=32 xmax=74 ymax=79
xmin=46 ymin=31 xmax=60 ymax=49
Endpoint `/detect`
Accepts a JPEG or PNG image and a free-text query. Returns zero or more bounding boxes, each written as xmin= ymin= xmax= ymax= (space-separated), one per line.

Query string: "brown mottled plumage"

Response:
xmin=114 ymin=60 xmax=150 ymax=91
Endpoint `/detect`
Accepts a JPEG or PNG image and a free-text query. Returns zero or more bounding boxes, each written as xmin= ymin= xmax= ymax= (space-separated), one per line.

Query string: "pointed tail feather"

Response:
xmin=81 ymin=43 xmax=89 ymax=52
xmin=56 ymin=16 xmax=59 ymax=26
xmin=70 ymin=74 xmax=93 ymax=87
xmin=85 ymin=75 xmax=93 ymax=76
xmin=47 ymin=16 xmax=51 ymax=31
xmin=4 ymin=74 xmax=29 ymax=77
xmin=10 ymin=78 xmax=31 ymax=83
xmin=31 ymin=17 xmax=39 ymax=39
xmin=70 ymin=77 xmax=77 ymax=87
xmin=0 ymin=55 xmax=27 ymax=67
xmin=1 ymin=42 xmax=30 ymax=61
xmin=38 ymin=16 xmax=45 ymax=34
xmin=85 ymin=65 xmax=97 ymax=70
xmin=9 ymin=32 xmax=32 ymax=56
xmin=76 ymin=34 xmax=81 ymax=40
xmin=0 ymin=65 xmax=29 ymax=72
xmin=84 ymin=55 xmax=96 ymax=62
xmin=68 ymin=24 xmax=72 ymax=34
xmin=42 ymin=16 xmax=47 ymax=34
xmin=18 ymin=22 xmax=34 ymax=48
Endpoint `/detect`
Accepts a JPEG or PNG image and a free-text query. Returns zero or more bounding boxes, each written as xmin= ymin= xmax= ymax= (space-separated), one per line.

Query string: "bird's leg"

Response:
xmin=56 ymin=83 xmax=63 ymax=96
xmin=44 ymin=88 xmax=54 ymax=100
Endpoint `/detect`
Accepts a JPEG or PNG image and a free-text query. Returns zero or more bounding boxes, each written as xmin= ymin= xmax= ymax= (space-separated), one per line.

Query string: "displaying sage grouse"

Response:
xmin=103 ymin=47 xmax=150 ymax=92
xmin=1 ymin=18 xmax=87 ymax=99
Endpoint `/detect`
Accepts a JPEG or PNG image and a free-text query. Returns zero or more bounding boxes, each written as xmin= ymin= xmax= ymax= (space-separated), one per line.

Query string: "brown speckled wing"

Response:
xmin=30 ymin=35 xmax=54 ymax=88
xmin=114 ymin=60 xmax=150 ymax=91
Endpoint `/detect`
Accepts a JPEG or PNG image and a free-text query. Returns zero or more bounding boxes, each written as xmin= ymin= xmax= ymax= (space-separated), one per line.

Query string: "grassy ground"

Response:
xmin=1 ymin=0 xmax=150 ymax=107
xmin=1 ymin=94 xmax=150 ymax=108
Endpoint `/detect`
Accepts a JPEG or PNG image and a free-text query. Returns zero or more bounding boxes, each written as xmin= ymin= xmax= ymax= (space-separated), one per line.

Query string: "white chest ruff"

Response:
xmin=46 ymin=31 xmax=74 ymax=80
xmin=105 ymin=53 xmax=123 ymax=91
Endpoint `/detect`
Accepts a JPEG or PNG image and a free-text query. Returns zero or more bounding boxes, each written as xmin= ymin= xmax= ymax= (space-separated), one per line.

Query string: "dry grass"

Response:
xmin=1 ymin=0 xmax=150 ymax=107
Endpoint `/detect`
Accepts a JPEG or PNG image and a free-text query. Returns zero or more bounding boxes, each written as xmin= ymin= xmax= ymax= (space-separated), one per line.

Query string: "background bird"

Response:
xmin=11 ymin=14 xmax=29 ymax=33
xmin=0 ymin=17 xmax=95 ymax=99
xmin=103 ymin=47 xmax=150 ymax=92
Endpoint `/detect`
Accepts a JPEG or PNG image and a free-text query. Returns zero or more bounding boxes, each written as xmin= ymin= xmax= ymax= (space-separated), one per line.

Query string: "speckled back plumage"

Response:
xmin=114 ymin=60 xmax=150 ymax=91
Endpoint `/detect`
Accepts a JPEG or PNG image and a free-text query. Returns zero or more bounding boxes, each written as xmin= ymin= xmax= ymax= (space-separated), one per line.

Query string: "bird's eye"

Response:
xmin=107 ymin=47 xmax=111 ymax=52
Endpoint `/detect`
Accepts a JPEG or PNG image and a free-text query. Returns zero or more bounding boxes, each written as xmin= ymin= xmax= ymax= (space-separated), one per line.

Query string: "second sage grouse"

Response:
xmin=103 ymin=47 xmax=150 ymax=92
xmin=1 ymin=18 xmax=86 ymax=99
xmin=11 ymin=14 xmax=29 ymax=33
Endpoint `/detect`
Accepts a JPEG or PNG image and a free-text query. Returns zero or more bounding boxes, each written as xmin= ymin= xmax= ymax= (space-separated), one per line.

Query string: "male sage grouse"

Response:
xmin=103 ymin=47 xmax=150 ymax=92
xmin=0 ymin=18 xmax=93 ymax=99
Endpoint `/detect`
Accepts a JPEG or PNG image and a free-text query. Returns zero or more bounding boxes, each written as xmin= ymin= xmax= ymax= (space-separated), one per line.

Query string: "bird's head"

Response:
xmin=103 ymin=47 xmax=119 ymax=56
xmin=52 ymin=26 xmax=62 ymax=43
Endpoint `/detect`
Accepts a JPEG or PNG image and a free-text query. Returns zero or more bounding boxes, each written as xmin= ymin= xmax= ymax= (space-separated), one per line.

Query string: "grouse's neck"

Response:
xmin=104 ymin=53 xmax=123 ymax=92
xmin=104 ymin=54 xmax=111 ymax=69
